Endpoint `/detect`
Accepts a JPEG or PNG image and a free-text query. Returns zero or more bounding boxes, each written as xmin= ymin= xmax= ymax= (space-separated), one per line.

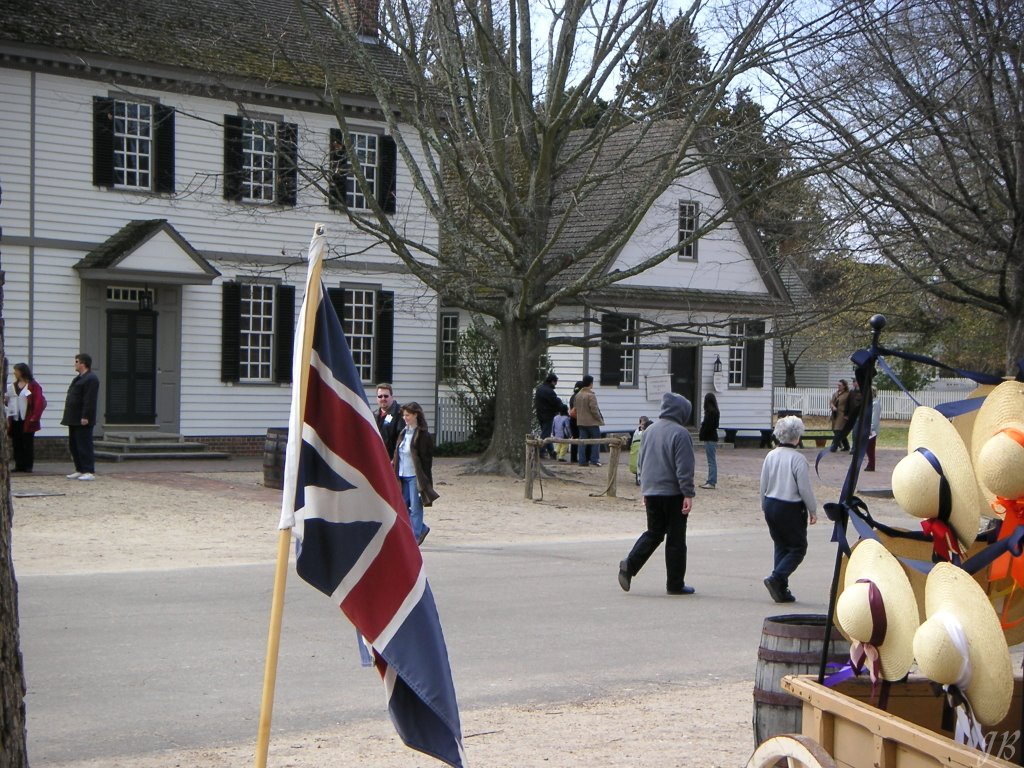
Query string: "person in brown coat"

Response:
xmin=392 ymin=401 xmax=439 ymax=545
xmin=574 ymin=374 xmax=605 ymax=467
xmin=829 ymin=379 xmax=851 ymax=452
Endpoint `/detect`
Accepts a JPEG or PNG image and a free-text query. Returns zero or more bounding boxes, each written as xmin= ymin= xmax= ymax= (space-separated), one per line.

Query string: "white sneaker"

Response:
xmin=77 ymin=473 xmax=96 ymax=481
xmin=66 ymin=472 xmax=82 ymax=479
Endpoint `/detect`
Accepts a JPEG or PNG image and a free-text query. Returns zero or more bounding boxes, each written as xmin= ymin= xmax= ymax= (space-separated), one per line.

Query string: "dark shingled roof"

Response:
xmin=1 ymin=0 xmax=407 ymax=100
xmin=550 ymin=121 xmax=790 ymax=304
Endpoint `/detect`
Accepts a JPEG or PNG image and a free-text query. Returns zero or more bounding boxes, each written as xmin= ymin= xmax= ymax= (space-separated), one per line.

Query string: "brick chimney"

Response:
xmin=335 ymin=0 xmax=379 ymax=39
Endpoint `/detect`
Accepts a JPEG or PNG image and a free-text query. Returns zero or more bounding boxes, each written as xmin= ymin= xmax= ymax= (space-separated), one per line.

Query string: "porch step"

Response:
xmin=94 ymin=431 xmax=230 ymax=462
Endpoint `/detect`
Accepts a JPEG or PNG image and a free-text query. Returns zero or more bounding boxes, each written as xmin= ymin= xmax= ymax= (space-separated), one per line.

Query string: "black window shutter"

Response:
xmin=93 ymin=96 xmax=115 ymax=188
xmin=274 ymin=285 xmax=295 ymax=383
xmin=378 ymin=134 xmax=397 ymax=214
xmin=375 ymin=290 xmax=394 ymax=383
xmin=745 ymin=321 xmax=765 ymax=388
xmin=154 ymin=104 xmax=175 ymax=194
xmin=223 ymin=115 xmax=244 ymax=201
xmin=276 ymin=122 xmax=298 ymax=207
xmin=328 ymin=128 xmax=348 ymax=211
xmin=221 ymin=282 xmax=241 ymax=382
xmin=600 ymin=314 xmax=626 ymax=386
xmin=327 ymin=287 xmax=347 ymax=333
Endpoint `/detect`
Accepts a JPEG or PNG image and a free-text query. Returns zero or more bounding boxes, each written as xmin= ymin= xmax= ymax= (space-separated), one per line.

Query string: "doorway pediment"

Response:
xmin=74 ymin=220 xmax=220 ymax=285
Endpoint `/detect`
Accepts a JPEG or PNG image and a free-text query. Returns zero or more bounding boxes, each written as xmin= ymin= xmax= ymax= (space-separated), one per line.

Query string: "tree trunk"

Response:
xmin=479 ymin=315 xmax=544 ymax=475
xmin=0 ymin=264 xmax=30 ymax=766
xmin=1007 ymin=312 xmax=1024 ymax=377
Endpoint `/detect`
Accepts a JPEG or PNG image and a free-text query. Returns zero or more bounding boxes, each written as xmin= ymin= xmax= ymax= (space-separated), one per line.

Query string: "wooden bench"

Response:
xmin=722 ymin=427 xmax=775 ymax=448
xmin=798 ymin=430 xmax=834 ymax=448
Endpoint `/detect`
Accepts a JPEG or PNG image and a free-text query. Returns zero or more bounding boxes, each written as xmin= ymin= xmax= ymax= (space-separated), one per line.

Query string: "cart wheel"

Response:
xmin=746 ymin=734 xmax=836 ymax=768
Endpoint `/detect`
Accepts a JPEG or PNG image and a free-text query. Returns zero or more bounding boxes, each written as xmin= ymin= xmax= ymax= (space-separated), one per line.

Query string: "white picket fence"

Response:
xmin=437 ymin=396 xmax=475 ymax=444
xmin=773 ymin=385 xmax=978 ymax=421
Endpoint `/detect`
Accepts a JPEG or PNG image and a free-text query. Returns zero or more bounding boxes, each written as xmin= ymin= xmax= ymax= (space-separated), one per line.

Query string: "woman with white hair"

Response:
xmin=760 ymin=416 xmax=818 ymax=603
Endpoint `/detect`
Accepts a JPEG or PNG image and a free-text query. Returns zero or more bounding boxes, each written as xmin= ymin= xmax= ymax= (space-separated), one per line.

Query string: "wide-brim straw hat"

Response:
xmin=892 ymin=406 xmax=981 ymax=551
xmin=913 ymin=562 xmax=1013 ymax=725
xmin=835 ymin=539 xmax=919 ymax=681
xmin=972 ymin=380 xmax=1024 ymax=505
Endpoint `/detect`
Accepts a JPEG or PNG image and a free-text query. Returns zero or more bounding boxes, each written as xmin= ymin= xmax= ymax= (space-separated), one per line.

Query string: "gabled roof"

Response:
xmin=550 ymin=120 xmax=790 ymax=304
xmin=1 ymin=0 xmax=406 ymax=100
xmin=75 ymin=220 xmax=220 ymax=284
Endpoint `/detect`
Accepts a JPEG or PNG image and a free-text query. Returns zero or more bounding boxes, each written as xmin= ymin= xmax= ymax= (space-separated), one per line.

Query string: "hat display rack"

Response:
xmin=816 ymin=314 xmax=1024 ymax=752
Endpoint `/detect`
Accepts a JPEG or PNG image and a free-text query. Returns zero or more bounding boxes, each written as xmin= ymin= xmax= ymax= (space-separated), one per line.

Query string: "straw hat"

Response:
xmin=972 ymin=380 xmax=1024 ymax=503
xmin=892 ymin=406 xmax=981 ymax=552
xmin=913 ymin=562 xmax=1013 ymax=726
xmin=835 ymin=539 xmax=919 ymax=681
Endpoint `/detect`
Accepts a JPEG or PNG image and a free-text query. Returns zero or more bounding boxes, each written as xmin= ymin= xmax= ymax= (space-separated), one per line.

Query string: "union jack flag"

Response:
xmin=278 ymin=227 xmax=465 ymax=767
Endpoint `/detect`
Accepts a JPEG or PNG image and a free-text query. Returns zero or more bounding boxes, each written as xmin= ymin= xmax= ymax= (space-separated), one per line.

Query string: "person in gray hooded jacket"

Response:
xmin=617 ymin=392 xmax=697 ymax=595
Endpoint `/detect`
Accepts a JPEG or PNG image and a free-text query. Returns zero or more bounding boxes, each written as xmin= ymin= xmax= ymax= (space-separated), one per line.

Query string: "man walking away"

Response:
xmin=618 ymin=392 xmax=697 ymax=595
xmin=533 ymin=372 xmax=563 ymax=460
xmin=574 ymin=375 xmax=604 ymax=467
xmin=62 ymin=353 xmax=99 ymax=481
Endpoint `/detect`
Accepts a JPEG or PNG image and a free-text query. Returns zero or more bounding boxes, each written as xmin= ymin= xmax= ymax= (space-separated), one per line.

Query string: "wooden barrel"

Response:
xmin=752 ymin=613 xmax=850 ymax=747
xmin=262 ymin=427 xmax=288 ymax=490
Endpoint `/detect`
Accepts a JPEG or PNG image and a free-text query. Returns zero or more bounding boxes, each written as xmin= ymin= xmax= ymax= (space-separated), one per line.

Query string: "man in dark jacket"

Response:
xmin=374 ymin=382 xmax=402 ymax=459
xmin=618 ymin=392 xmax=697 ymax=595
xmin=533 ymin=372 xmax=563 ymax=460
xmin=61 ymin=352 xmax=100 ymax=481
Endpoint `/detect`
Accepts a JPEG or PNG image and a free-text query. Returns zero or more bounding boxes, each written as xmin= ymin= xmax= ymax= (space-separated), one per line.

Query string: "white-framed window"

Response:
xmin=107 ymin=286 xmax=155 ymax=305
xmin=113 ymin=100 xmax=153 ymax=189
xmin=728 ymin=320 xmax=766 ymax=389
xmin=242 ymin=118 xmax=278 ymax=203
xmin=342 ymin=132 xmax=378 ymax=209
xmin=344 ymin=288 xmax=377 ymax=382
xmin=728 ymin=322 xmax=745 ymax=386
xmin=440 ymin=312 xmax=460 ymax=380
xmin=678 ymin=201 xmax=699 ymax=260
xmin=240 ymin=283 xmax=276 ymax=381
xmin=600 ymin=313 xmax=639 ymax=387
xmin=619 ymin=316 xmax=639 ymax=386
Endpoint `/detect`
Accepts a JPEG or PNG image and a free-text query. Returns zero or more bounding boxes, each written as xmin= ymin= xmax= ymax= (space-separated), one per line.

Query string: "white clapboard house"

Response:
xmin=443 ymin=123 xmax=792 ymax=440
xmin=0 ymin=0 xmax=442 ymax=456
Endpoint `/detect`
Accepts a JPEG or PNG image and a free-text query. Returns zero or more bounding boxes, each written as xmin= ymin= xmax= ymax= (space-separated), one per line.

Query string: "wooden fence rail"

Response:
xmin=524 ymin=435 xmax=628 ymax=500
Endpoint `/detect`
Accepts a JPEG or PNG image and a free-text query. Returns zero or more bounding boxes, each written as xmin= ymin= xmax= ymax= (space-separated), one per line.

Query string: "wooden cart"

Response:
xmin=747 ymin=674 xmax=1022 ymax=768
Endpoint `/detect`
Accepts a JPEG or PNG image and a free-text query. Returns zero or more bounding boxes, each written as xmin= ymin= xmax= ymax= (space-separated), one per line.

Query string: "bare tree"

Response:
xmin=0 ymin=227 xmax=30 ymax=764
xmin=772 ymin=0 xmax=1024 ymax=373
xmin=289 ymin=0 xmax=845 ymax=471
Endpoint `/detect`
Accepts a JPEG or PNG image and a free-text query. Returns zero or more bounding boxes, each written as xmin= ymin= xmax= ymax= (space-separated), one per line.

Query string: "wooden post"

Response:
xmin=524 ymin=436 xmax=535 ymax=499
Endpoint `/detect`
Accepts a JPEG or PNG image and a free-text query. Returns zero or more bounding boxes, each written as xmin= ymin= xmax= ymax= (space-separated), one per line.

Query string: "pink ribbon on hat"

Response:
xmin=848 ymin=578 xmax=888 ymax=692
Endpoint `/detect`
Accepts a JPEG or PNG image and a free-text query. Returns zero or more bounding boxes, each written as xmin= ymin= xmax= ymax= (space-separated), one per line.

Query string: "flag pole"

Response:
xmin=255 ymin=224 xmax=327 ymax=768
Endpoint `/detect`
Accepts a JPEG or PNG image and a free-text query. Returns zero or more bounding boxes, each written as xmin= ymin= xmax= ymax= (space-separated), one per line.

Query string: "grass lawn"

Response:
xmin=799 ymin=415 xmax=908 ymax=449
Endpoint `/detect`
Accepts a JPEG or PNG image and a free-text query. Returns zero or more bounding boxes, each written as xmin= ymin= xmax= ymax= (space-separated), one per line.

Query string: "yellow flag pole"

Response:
xmin=254 ymin=224 xmax=327 ymax=768
xmin=254 ymin=529 xmax=293 ymax=768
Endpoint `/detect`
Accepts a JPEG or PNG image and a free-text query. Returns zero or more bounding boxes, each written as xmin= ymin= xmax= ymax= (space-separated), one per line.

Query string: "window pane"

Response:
xmin=440 ymin=313 xmax=459 ymax=379
xmin=728 ymin=321 xmax=745 ymax=386
xmin=678 ymin=201 xmax=699 ymax=260
xmin=343 ymin=288 xmax=376 ymax=382
xmin=240 ymin=283 xmax=275 ymax=381
xmin=344 ymin=132 xmax=379 ymax=209
xmin=620 ymin=317 xmax=638 ymax=385
xmin=243 ymin=119 xmax=277 ymax=203
xmin=113 ymin=100 xmax=153 ymax=190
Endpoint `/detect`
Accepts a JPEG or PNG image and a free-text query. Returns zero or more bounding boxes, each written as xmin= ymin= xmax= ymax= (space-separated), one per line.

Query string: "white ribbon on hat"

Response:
xmin=934 ymin=611 xmax=985 ymax=750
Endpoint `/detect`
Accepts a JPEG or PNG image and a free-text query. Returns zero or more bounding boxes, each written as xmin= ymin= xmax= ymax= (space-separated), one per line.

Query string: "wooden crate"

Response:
xmin=782 ymin=675 xmax=1021 ymax=768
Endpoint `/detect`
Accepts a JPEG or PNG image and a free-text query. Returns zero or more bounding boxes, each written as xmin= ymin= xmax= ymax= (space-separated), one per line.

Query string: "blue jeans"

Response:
xmin=704 ymin=441 xmax=717 ymax=486
xmin=578 ymin=425 xmax=601 ymax=464
xmin=400 ymin=476 xmax=426 ymax=540
xmin=763 ymin=497 xmax=808 ymax=589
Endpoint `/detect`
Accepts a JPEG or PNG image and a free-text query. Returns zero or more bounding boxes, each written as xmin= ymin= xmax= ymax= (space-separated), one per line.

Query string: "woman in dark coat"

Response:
xmin=392 ymin=401 xmax=439 ymax=545
xmin=699 ymin=392 xmax=720 ymax=489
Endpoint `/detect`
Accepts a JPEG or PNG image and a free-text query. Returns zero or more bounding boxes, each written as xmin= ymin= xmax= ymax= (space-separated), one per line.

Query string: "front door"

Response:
xmin=669 ymin=345 xmax=698 ymax=426
xmin=106 ymin=309 xmax=157 ymax=424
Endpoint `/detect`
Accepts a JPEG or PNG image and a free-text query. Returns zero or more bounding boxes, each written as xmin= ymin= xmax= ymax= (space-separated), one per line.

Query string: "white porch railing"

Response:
xmin=773 ymin=386 xmax=978 ymax=421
